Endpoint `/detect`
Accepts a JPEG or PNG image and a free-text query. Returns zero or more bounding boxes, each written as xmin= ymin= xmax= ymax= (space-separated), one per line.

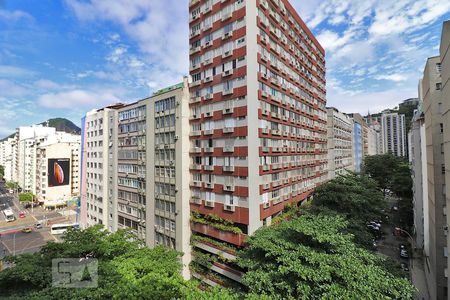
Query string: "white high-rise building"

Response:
xmin=381 ymin=111 xmax=407 ymax=157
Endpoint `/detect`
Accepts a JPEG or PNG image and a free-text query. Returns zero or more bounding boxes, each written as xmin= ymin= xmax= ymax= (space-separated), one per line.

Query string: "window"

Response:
xmin=436 ymin=83 xmax=442 ymax=90
xmin=441 ymin=123 xmax=444 ymax=133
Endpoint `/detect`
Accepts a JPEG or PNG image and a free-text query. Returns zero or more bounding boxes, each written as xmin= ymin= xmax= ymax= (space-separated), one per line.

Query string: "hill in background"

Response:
xmin=1 ymin=118 xmax=81 ymax=141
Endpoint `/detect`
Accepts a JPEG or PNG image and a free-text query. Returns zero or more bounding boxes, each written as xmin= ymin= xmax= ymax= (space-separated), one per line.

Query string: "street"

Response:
xmin=0 ymin=181 xmax=75 ymax=258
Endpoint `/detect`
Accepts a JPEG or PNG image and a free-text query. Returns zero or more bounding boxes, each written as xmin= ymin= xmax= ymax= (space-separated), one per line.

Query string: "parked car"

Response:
xmin=401 ymin=263 xmax=409 ymax=272
xmin=367 ymin=224 xmax=380 ymax=231
xmin=400 ymin=249 xmax=409 ymax=258
xmin=34 ymin=223 xmax=43 ymax=229
xmin=369 ymin=221 xmax=382 ymax=228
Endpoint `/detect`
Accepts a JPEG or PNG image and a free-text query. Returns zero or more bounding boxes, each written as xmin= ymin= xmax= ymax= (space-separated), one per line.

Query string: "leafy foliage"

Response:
xmin=18 ymin=192 xmax=34 ymax=202
xmin=238 ymin=211 xmax=415 ymax=299
xmin=0 ymin=226 xmax=236 ymax=300
xmin=5 ymin=181 xmax=19 ymax=190
xmin=364 ymin=153 xmax=413 ymax=198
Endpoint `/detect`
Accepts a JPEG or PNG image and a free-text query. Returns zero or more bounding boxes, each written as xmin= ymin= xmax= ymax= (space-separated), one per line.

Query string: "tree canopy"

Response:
xmin=363 ymin=153 xmax=412 ymax=198
xmin=238 ymin=210 xmax=414 ymax=299
xmin=0 ymin=226 xmax=235 ymax=300
xmin=18 ymin=192 xmax=34 ymax=203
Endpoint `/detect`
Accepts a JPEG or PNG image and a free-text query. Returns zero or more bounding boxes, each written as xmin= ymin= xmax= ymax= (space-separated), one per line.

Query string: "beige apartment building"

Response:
xmin=422 ymin=55 xmax=447 ymax=299
xmin=326 ymin=107 xmax=353 ymax=179
xmin=81 ymin=80 xmax=192 ymax=278
xmin=80 ymin=104 xmax=123 ymax=231
xmin=440 ymin=20 xmax=450 ymax=299
xmin=35 ymin=141 xmax=80 ymax=208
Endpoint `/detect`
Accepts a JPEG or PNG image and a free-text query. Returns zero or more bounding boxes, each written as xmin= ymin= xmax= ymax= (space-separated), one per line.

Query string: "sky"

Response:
xmin=0 ymin=0 xmax=449 ymax=138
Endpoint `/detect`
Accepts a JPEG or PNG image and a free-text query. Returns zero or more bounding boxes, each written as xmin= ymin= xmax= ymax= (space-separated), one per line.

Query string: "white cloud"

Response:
xmin=0 ymin=65 xmax=35 ymax=78
xmin=66 ymin=0 xmax=189 ymax=77
xmin=38 ymin=89 xmax=121 ymax=109
xmin=34 ymin=79 xmax=60 ymax=89
xmin=374 ymin=74 xmax=409 ymax=82
xmin=0 ymin=9 xmax=33 ymax=22
xmin=0 ymin=79 xmax=28 ymax=97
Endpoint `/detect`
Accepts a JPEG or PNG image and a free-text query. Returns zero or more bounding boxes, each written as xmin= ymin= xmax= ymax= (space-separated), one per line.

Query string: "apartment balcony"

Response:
xmin=204 ymin=182 xmax=214 ymax=189
xmin=189 ymin=96 xmax=201 ymax=104
xmin=204 ymin=147 xmax=214 ymax=153
xmin=205 ymin=200 xmax=215 ymax=207
xmin=191 ymin=221 xmax=246 ymax=246
xmin=190 ymin=131 xmax=201 ymax=137
xmin=223 ymin=107 xmax=233 ymax=114
xmin=193 ymin=240 xmax=237 ymax=261
xmin=190 ymin=30 xmax=200 ymax=38
xmin=204 ymin=93 xmax=213 ymax=101
xmin=221 ymin=12 xmax=233 ymax=21
xmin=222 ymin=89 xmax=233 ymax=96
xmin=223 ymin=165 xmax=235 ymax=172
xmin=262 ymin=164 xmax=270 ymax=171
xmin=189 ymin=114 xmax=200 ymax=120
xmin=190 ymin=196 xmax=202 ymax=205
xmin=204 ymin=57 xmax=213 ymax=65
xmin=223 ymin=146 xmax=234 ymax=153
xmin=222 ymin=69 xmax=233 ymax=77
xmin=190 ymin=164 xmax=202 ymax=170
xmin=204 ymin=129 xmax=214 ymax=135
xmin=224 ymin=204 xmax=235 ymax=212
xmin=272 ymin=163 xmax=282 ymax=170
xmin=222 ymin=51 xmax=233 ymax=59
xmin=204 ymin=165 xmax=214 ymax=171
xmin=223 ymin=184 xmax=235 ymax=192
xmin=223 ymin=127 xmax=234 ymax=134
xmin=222 ymin=31 xmax=233 ymax=40
xmin=191 ymin=181 xmax=202 ymax=188
xmin=190 ymin=46 xmax=201 ymax=55
xmin=261 ymin=127 xmax=269 ymax=134
xmin=203 ymin=76 xmax=213 ymax=83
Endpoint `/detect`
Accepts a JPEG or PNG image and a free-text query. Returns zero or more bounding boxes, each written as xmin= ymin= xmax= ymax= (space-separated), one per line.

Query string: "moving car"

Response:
xmin=34 ymin=223 xmax=43 ymax=229
xmin=19 ymin=211 xmax=26 ymax=218
xmin=21 ymin=227 xmax=32 ymax=233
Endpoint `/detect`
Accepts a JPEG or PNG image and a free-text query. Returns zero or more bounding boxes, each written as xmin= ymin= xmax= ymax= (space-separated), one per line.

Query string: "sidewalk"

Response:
xmin=411 ymin=255 xmax=430 ymax=300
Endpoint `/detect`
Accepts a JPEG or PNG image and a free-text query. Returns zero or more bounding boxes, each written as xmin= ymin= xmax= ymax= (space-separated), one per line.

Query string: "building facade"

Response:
xmin=80 ymin=105 xmax=122 ymax=231
xmin=35 ymin=141 xmax=80 ymax=209
xmin=422 ymin=55 xmax=447 ymax=300
xmin=409 ymin=104 xmax=427 ymax=251
xmin=326 ymin=107 xmax=353 ymax=179
xmin=381 ymin=111 xmax=407 ymax=157
xmin=189 ymin=0 xmax=327 ymax=286
xmin=440 ymin=20 xmax=450 ymax=299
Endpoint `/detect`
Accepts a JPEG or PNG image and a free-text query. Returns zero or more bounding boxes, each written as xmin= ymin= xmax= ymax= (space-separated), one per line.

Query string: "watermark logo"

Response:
xmin=52 ymin=258 xmax=98 ymax=288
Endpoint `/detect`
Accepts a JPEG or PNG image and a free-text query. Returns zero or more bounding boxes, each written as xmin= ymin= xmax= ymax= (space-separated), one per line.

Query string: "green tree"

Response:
xmin=0 ymin=226 xmax=237 ymax=300
xmin=364 ymin=153 xmax=399 ymax=195
xmin=0 ymin=165 xmax=4 ymax=178
xmin=238 ymin=211 xmax=415 ymax=299
xmin=5 ymin=181 xmax=19 ymax=191
xmin=18 ymin=192 xmax=34 ymax=202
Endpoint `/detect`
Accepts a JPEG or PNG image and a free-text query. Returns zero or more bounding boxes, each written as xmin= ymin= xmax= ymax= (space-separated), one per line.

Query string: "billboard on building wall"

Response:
xmin=48 ymin=158 xmax=70 ymax=187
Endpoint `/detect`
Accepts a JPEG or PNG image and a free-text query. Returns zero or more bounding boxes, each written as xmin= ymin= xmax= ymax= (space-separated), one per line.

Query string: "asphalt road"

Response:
xmin=0 ymin=227 xmax=56 ymax=258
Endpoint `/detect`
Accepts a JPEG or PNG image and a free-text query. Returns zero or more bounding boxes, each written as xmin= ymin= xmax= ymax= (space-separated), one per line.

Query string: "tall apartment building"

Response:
xmin=189 ymin=0 xmax=327 ymax=286
xmin=0 ymin=138 xmax=16 ymax=182
xmin=440 ymin=20 xmax=450 ymax=299
xmin=35 ymin=140 xmax=80 ymax=208
xmin=326 ymin=107 xmax=353 ymax=179
xmin=15 ymin=126 xmax=57 ymax=191
xmin=381 ymin=111 xmax=407 ymax=157
xmin=422 ymin=55 xmax=447 ymax=300
xmin=409 ymin=103 xmax=427 ymax=251
xmin=367 ymin=126 xmax=378 ymax=156
xmin=80 ymin=104 xmax=122 ymax=231
xmin=80 ymin=81 xmax=192 ymax=279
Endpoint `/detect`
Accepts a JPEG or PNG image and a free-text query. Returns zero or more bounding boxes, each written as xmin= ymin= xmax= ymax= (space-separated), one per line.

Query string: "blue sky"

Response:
xmin=0 ymin=0 xmax=449 ymax=138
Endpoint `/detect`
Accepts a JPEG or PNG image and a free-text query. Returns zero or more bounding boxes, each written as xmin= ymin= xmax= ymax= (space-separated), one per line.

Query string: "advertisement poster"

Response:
xmin=48 ymin=158 xmax=70 ymax=187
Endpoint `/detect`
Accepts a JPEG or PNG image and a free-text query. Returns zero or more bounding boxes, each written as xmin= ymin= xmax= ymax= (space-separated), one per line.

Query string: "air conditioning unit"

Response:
xmin=224 ymin=205 xmax=235 ymax=212
xmin=174 ymin=135 xmax=179 ymax=141
xmin=263 ymin=202 xmax=270 ymax=209
xmin=205 ymin=200 xmax=215 ymax=207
